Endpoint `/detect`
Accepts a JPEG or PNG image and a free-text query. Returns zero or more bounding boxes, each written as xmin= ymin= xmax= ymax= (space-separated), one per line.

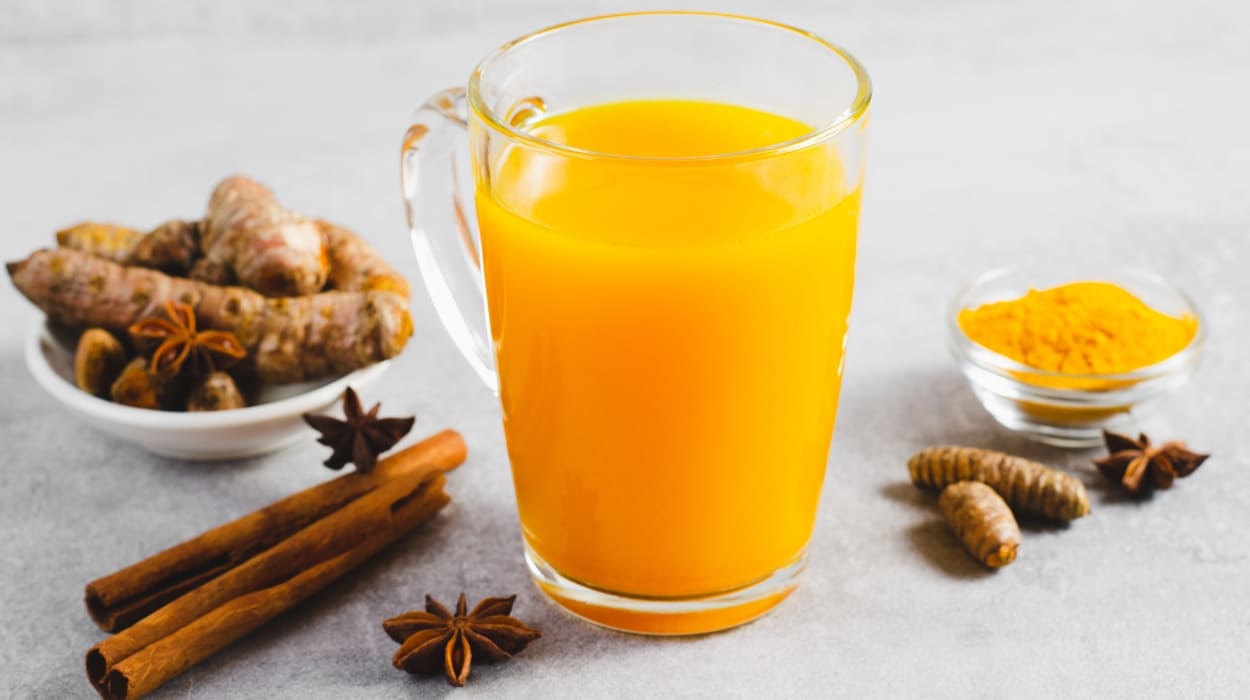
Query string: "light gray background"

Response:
xmin=2 ymin=1 xmax=1248 ymax=698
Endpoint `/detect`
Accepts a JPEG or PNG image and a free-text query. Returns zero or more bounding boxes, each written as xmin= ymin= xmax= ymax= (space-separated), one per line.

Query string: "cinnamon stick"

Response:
xmin=87 ymin=467 xmax=448 ymax=690
xmin=97 ymin=474 xmax=449 ymax=700
xmin=85 ymin=429 xmax=465 ymax=632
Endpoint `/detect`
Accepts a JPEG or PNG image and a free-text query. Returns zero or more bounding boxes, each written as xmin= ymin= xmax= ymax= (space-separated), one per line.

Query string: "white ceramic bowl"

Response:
xmin=26 ymin=321 xmax=391 ymax=460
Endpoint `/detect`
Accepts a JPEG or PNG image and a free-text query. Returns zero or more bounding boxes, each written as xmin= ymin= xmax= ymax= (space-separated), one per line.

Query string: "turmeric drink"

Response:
xmin=476 ymin=100 xmax=860 ymax=597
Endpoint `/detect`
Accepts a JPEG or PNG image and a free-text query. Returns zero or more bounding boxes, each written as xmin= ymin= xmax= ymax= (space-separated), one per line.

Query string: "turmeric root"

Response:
xmin=908 ymin=446 xmax=1090 ymax=521
xmin=319 ymin=220 xmax=410 ymax=298
xmin=56 ymin=223 xmax=142 ymax=263
xmin=129 ymin=219 xmax=200 ymax=274
xmin=7 ymin=248 xmax=411 ymax=384
xmin=111 ymin=358 xmax=163 ymax=409
xmin=939 ymin=481 xmax=1020 ymax=568
xmin=58 ymin=220 xmax=199 ymax=275
xmin=198 ymin=175 xmax=328 ymax=296
xmin=56 ymin=178 xmax=403 ymax=301
xmin=186 ymin=371 xmax=246 ymax=411
xmin=75 ymin=328 xmax=127 ymax=397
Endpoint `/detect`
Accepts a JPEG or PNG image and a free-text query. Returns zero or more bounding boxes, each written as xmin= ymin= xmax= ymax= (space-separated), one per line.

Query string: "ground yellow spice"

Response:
xmin=959 ymin=281 xmax=1197 ymax=374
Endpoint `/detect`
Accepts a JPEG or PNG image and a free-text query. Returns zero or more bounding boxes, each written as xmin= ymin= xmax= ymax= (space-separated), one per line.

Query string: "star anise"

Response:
xmin=302 ymin=387 xmax=414 ymax=472
xmin=383 ymin=593 xmax=541 ymax=687
xmin=1094 ymin=430 xmax=1210 ymax=496
xmin=128 ymin=300 xmax=246 ymax=380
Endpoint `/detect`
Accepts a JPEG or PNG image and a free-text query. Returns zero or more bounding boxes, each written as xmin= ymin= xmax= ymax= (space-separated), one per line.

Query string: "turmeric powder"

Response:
xmin=958 ymin=281 xmax=1197 ymax=374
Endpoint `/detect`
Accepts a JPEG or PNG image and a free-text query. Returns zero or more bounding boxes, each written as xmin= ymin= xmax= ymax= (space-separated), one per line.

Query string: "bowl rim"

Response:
xmin=948 ymin=265 xmax=1206 ymax=386
xmin=25 ymin=320 xmax=391 ymax=430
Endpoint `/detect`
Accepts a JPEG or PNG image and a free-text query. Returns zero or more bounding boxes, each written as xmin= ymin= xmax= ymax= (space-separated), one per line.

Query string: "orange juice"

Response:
xmin=476 ymin=99 xmax=860 ymax=597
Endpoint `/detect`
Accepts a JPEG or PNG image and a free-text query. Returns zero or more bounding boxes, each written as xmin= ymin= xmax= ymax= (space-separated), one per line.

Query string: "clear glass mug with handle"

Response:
xmin=402 ymin=11 xmax=870 ymax=635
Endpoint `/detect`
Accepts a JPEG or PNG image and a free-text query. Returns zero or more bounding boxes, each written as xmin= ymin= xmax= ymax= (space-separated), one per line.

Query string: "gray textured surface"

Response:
xmin=3 ymin=1 xmax=1249 ymax=698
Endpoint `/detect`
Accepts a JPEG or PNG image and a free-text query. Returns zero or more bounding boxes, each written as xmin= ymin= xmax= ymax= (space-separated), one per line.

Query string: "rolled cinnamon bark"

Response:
xmin=85 ymin=429 xmax=465 ymax=632
xmin=87 ymin=466 xmax=450 ymax=690
xmin=98 ymin=474 xmax=449 ymax=700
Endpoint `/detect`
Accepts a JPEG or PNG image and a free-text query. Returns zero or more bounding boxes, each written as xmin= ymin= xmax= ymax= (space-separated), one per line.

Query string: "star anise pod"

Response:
xmin=128 ymin=300 xmax=246 ymax=381
xmin=383 ymin=593 xmax=541 ymax=687
xmin=1094 ymin=430 xmax=1210 ymax=496
xmin=302 ymin=387 xmax=414 ymax=472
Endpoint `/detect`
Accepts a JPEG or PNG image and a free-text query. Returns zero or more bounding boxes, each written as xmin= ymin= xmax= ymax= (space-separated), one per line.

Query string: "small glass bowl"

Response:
xmin=949 ymin=265 xmax=1205 ymax=448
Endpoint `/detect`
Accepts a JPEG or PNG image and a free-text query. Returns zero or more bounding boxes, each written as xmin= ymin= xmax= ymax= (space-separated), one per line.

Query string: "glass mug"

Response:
xmin=402 ymin=12 xmax=870 ymax=635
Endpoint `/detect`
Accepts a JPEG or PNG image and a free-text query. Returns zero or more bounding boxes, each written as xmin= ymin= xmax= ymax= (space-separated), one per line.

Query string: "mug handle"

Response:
xmin=401 ymin=87 xmax=498 ymax=392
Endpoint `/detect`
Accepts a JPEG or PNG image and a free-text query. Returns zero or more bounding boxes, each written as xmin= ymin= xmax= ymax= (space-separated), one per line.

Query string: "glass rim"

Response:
xmin=466 ymin=11 xmax=873 ymax=164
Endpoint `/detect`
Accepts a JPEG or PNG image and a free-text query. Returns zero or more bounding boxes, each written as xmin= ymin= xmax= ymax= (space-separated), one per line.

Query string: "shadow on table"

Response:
xmin=879 ymin=482 xmax=992 ymax=580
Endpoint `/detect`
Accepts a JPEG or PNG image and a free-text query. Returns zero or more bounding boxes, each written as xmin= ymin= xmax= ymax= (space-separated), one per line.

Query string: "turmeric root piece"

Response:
xmin=199 ymin=175 xmax=328 ymax=296
xmin=939 ymin=481 xmax=1020 ymax=569
xmin=187 ymin=371 xmax=246 ymax=411
xmin=55 ymin=182 xmax=405 ymax=301
xmin=58 ymin=219 xmax=200 ymax=275
xmin=111 ymin=358 xmax=162 ymax=409
xmin=187 ymin=257 xmax=234 ymax=286
xmin=7 ymin=248 xmax=411 ymax=384
xmin=57 ymin=223 xmax=143 ymax=263
xmin=75 ymin=328 xmax=128 ymax=397
xmin=908 ymin=446 xmax=1090 ymax=521
xmin=129 ymin=219 xmax=200 ymax=274
xmin=319 ymin=220 xmax=410 ymax=298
